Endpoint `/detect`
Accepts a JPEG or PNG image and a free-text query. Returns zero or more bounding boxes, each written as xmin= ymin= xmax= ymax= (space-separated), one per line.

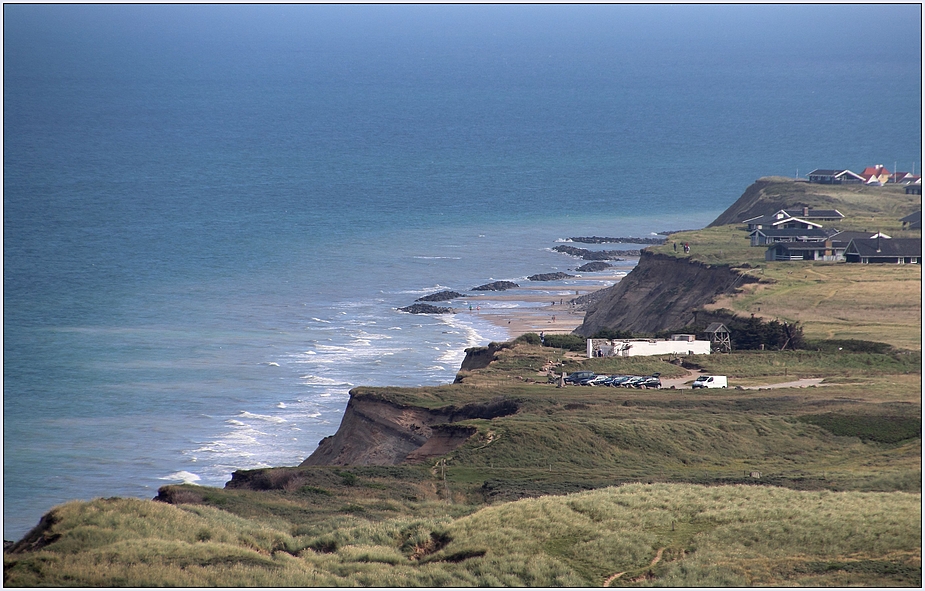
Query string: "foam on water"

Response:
xmin=159 ymin=471 xmax=202 ymax=485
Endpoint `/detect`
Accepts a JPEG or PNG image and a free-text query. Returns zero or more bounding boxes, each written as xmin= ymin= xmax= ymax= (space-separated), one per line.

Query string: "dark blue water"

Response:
xmin=4 ymin=4 xmax=921 ymax=539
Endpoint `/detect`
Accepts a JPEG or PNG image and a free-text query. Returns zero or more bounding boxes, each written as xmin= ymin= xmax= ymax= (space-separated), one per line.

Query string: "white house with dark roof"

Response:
xmin=764 ymin=231 xmax=891 ymax=262
xmin=742 ymin=209 xmax=825 ymax=231
xmin=765 ymin=241 xmax=838 ymax=261
xmin=750 ymin=227 xmax=835 ymax=247
xmin=807 ymin=169 xmax=865 ymax=184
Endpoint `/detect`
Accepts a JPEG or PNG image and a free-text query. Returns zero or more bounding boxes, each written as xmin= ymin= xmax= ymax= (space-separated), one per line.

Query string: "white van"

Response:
xmin=692 ymin=375 xmax=727 ymax=389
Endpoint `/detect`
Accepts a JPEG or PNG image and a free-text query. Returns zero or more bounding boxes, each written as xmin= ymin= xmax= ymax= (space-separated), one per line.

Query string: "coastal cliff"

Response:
xmin=574 ymin=251 xmax=756 ymax=336
xmin=706 ymin=176 xmax=838 ymax=227
xmin=300 ymin=393 xmax=518 ymax=466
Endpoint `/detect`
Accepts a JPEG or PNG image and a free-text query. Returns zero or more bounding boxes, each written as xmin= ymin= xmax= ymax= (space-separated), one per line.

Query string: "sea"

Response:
xmin=3 ymin=4 xmax=921 ymax=540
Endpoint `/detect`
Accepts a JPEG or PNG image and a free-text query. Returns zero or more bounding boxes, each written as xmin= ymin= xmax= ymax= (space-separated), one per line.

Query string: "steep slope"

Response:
xmin=574 ymin=251 xmax=755 ymax=336
xmin=300 ymin=393 xmax=518 ymax=466
xmin=707 ymin=176 xmax=836 ymax=227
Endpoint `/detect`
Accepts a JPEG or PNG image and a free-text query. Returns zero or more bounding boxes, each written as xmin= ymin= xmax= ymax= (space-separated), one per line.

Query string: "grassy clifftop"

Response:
xmin=6 ymin=339 xmax=921 ymax=586
xmin=708 ymin=176 xmax=921 ymax=229
xmin=579 ymin=178 xmax=921 ymax=348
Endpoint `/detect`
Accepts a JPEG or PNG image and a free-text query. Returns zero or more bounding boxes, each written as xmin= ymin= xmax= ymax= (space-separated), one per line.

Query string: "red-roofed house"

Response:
xmin=860 ymin=165 xmax=891 ymax=185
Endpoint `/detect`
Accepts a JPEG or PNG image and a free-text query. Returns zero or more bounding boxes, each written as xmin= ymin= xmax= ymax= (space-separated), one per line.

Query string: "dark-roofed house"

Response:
xmin=764 ymin=231 xmax=891 ymax=262
xmin=783 ymin=207 xmax=844 ymax=222
xmin=900 ymin=212 xmax=921 ymax=230
xmin=742 ymin=209 xmax=824 ymax=231
xmin=807 ymin=169 xmax=865 ymax=184
xmin=750 ymin=227 xmax=834 ymax=247
xmin=765 ymin=241 xmax=838 ymax=261
xmin=828 ymin=230 xmax=890 ymax=246
xmin=844 ymin=237 xmax=921 ymax=264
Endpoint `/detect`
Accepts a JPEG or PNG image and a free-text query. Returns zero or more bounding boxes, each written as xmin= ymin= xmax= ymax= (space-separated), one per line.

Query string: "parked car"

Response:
xmin=584 ymin=374 xmax=613 ymax=386
xmin=692 ymin=375 xmax=727 ymax=389
xmin=638 ymin=373 xmax=661 ymax=389
xmin=622 ymin=376 xmax=646 ymax=388
xmin=564 ymin=371 xmax=595 ymax=385
xmin=607 ymin=375 xmax=632 ymax=387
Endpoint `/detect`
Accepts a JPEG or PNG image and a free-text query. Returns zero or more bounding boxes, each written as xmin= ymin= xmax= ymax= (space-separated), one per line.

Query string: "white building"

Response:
xmin=586 ymin=334 xmax=711 ymax=358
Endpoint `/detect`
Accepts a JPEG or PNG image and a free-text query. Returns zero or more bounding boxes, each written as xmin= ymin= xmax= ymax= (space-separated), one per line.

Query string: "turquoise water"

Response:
xmin=3 ymin=4 xmax=921 ymax=539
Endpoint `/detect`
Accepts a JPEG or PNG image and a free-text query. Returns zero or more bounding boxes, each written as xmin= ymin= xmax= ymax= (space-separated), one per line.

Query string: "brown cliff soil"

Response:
xmin=575 ymin=251 xmax=756 ymax=336
xmin=300 ymin=394 xmax=519 ymax=466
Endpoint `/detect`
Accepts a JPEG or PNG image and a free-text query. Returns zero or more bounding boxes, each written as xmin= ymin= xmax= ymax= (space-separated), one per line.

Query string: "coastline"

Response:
xmin=457 ymin=272 xmax=629 ymax=338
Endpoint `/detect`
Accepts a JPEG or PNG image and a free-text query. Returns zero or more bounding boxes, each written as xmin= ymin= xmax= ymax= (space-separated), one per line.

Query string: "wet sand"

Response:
xmin=459 ymin=273 xmax=626 ymax=338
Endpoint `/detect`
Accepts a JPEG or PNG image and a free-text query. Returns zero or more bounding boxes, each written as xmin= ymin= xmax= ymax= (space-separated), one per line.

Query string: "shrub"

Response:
xmin=802 ymin=339 xmax=894 ymax=354
xmin=336 ymin=471 xmax=358 ymax=486
xmin=590 ymin=329 xmax=635 ymax=340
xmin=514 ymin=333 xmax=542 ymax=346
xmin=799 ymin=414 xmax=921 ymax=444
xmin=542 ymin=334 xmax=586 ymax=352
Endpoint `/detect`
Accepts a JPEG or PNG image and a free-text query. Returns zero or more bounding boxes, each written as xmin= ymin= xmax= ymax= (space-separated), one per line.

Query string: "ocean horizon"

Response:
xmin=4 ymin=4 xmax=921 ymax=540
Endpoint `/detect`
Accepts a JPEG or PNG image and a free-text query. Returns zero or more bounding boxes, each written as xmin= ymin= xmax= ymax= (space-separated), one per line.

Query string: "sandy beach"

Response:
xmin=458 ymin=273 xmax=627 ymax=338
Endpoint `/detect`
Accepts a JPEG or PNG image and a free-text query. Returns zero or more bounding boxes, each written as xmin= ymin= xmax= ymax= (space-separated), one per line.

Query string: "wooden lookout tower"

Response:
xmin=704 ymin=322 xmax=732 ymax=353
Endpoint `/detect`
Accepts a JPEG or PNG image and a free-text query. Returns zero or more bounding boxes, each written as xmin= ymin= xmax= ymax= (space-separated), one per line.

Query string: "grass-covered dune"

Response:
xmin=4 ymin=484 xmax=920 ymax=587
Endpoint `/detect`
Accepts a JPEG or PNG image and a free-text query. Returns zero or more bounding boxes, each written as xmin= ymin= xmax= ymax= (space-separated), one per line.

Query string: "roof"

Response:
xmin=742 ymin=210 xmax=830 ymax=226
xmin=750 ymin=228 xmax=834 ymax=239
xmin=835 ymin=170 xmax=865 ymax=181
xmin=860 ymin=165 xmax=890 ymax=180
xmin=782 ymin=208 xmax=844 ymax=219
xmin=828 ymin=230 xmax=891 ymax=246
xmin=846 ymin=238 xmax=922 ymax=258
xmin=807 ymin=169 xmax=843 ymax=176
xmin=703 ymin=322 xmax=729 ymax=333
xmin=900 ymin=211 xmax=922 ymax=224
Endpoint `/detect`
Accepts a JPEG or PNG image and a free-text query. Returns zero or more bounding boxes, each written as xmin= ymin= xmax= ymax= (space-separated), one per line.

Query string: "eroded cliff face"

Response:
xmin=300 ymin=394 xmax=518 ymax=467
xmin=575 ymin=251 xmax=756 ymax=336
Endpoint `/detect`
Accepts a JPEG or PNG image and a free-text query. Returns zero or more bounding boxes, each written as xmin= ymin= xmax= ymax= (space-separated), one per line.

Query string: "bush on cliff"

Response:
xmin=513 ymin=333 xmax=542 ymax=346
xmin=541 ymin=334 xmax=586 ymax=352
xmin=590 ymin=329 xmax=636 ymax=340
xmin=660 ymin=316 xmax=804 ymax=351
